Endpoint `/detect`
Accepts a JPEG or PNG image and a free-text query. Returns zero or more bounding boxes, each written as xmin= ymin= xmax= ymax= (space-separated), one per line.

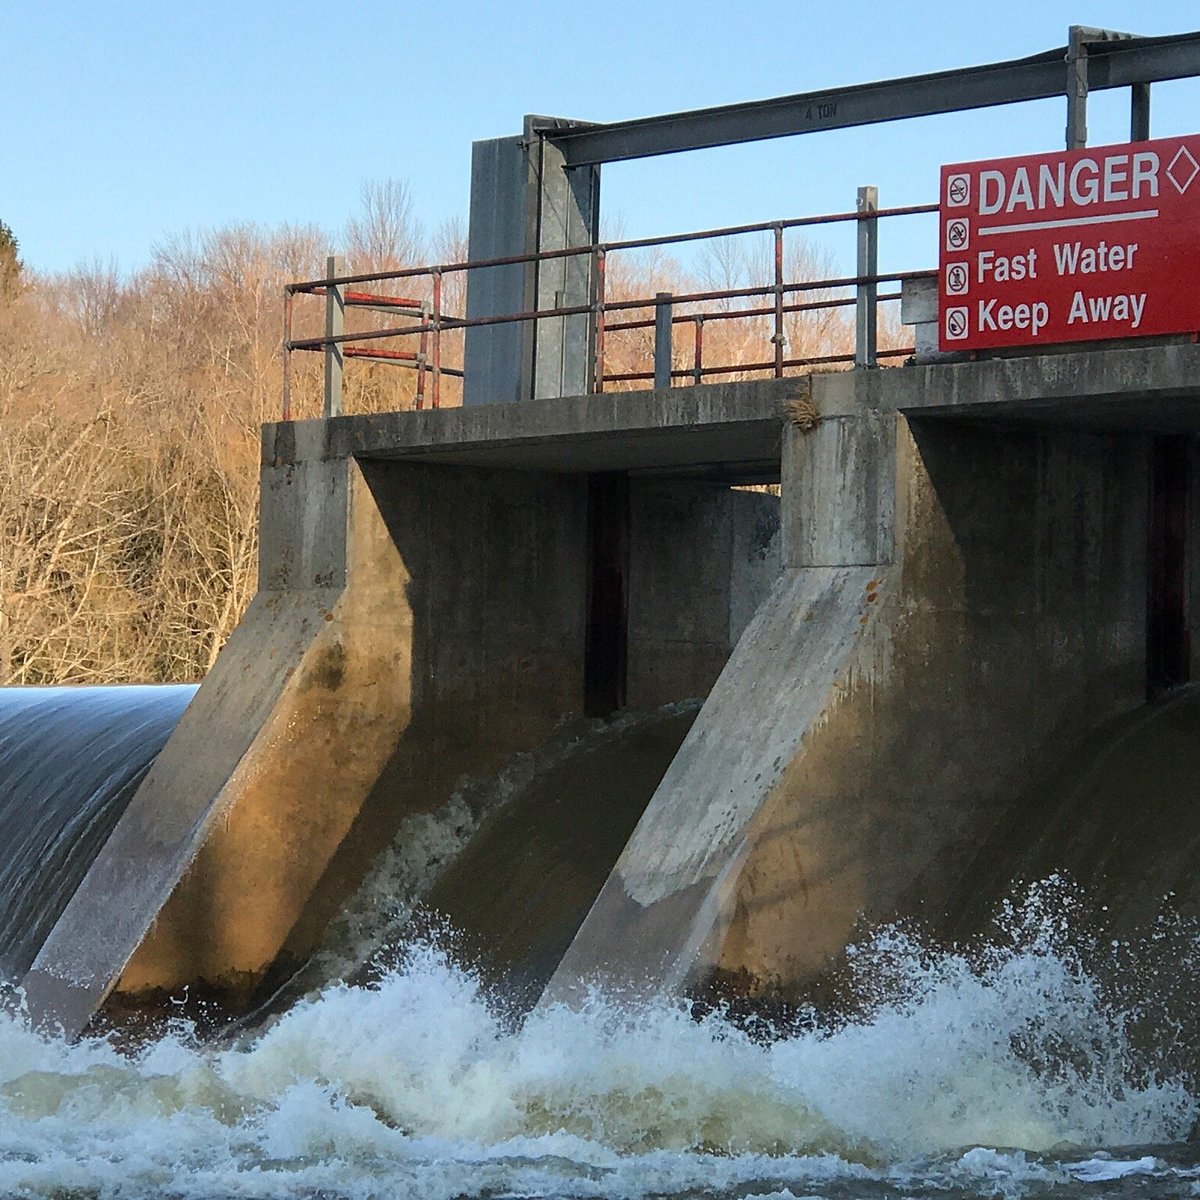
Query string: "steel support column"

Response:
xmin=1131 ymin=81 xmax=1152 ymax=139
xmin=1066 ymin=27 xmax=1090 ymax=149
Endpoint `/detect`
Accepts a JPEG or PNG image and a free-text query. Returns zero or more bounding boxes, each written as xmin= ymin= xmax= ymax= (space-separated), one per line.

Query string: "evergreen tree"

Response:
xmin=0 ymin=220 xmax=21 ymax=295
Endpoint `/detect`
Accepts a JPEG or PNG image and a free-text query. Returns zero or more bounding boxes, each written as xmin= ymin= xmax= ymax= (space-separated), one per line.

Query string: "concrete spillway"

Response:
xmin=15 ymin=342 xmax=1200 ymax=1035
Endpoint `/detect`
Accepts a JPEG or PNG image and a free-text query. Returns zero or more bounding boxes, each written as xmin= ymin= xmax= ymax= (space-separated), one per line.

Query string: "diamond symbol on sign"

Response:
xmin=1167 ymin=146 xmax=1199 ymax=194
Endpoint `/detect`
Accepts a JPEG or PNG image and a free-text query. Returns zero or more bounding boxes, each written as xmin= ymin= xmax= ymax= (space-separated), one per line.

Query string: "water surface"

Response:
xmin=0 ymin=685 xmax=196 ymax=980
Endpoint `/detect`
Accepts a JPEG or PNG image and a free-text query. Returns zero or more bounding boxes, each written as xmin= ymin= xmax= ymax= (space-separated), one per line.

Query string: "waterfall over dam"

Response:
xmin=0 ymin=686 xmax=196 ymax=984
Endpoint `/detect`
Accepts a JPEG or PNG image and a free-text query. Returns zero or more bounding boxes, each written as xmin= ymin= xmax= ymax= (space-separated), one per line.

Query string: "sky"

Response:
xmin=4 ymin=1 xmax=1200 ymax=281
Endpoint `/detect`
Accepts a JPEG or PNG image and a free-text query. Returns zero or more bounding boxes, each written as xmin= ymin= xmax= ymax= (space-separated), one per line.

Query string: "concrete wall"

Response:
xmin=463 ymin=136 xmax=535 ymax=407
xmin=24 ymin=355 xmax=1190 ymax=1029
xmin=709 ymin=415 xmax=1148 ymax=997
xmin=22 ymin=456 xmax=361 ymax=1034
xmin=112 ymin=460 xmax=594 ymax=1015
xmin=549 ymin=400 xmax=1158 ymax=1006
xmin=627 ymin=481 xmax=779 ymax=708
xmin=463 ymin=121 xmax=600 ymax=405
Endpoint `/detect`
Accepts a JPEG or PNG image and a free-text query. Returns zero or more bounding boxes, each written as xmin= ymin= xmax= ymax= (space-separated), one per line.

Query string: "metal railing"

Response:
xmin=281 ymin=191 xmax=938 ymax=420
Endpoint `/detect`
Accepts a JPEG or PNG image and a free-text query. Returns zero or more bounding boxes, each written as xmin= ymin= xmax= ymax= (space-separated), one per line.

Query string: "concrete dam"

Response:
xmin=7 ymin=27 xmax=1200 ymax=1043
xmin=11 ymin=342 xmax=1200 ymax=1038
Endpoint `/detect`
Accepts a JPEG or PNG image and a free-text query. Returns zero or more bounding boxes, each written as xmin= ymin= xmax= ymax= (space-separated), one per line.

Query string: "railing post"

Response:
xmin=431 ymin=269 xmax=443 ymax=409
xmin=855 ymin=186 xmax=878 ymax=369
xmin=282 ymin=288 xmax=294 ymax=422
xmin=772 ymin=223 xmax=786 ymax=377
xmin=323 ymin=255 xmax=345 ymax=419
xmin=593 ymin=247 xmax=607 ymax=394
xmin=555 ymin=289 xmax=567 ymax=392
xmin=415 ymin=300 xmax=430 ymax=410
xmin=692 ymin=314 xmax=704 ymax=386
xmin=654 ymin=292 xmax=673 ymax=390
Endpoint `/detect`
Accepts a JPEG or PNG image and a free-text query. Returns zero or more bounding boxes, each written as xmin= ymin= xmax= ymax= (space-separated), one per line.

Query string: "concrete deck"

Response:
xmin=819 ymin=341 xmax=1200 ymax=431
xmin=264 ymin=343 xmax=1200 ymax=481
xmin=264 ymin=380 xmax=798 ymax=480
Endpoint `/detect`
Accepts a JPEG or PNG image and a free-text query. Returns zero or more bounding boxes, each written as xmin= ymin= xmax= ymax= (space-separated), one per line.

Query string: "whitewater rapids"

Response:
xmin=1 ymin=890 xmax=1197 ymax=1200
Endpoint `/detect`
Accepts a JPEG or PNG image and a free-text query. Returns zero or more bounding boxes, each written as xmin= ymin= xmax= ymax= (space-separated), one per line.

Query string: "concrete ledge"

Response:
xmin=267 ymin=341 xmax=1200 ymax=484
xmin=264 ymin=379 xmax=805 ymax=477
xmin=812 ymin=341 xmax=1200 ymax=429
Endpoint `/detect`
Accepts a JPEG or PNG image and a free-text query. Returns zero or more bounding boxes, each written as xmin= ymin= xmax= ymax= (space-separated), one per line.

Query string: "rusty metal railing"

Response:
xmin=281 ymin=193 xmax=938 ymax=421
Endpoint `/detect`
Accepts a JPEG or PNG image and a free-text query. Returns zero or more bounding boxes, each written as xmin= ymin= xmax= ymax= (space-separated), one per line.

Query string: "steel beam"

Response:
xmin=552 ymin=30 xmax=1200 ymax=167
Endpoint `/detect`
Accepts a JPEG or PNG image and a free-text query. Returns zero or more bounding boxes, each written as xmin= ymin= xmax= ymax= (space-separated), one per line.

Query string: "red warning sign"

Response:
xmin=938 ymin=135 xmax=1200 ymax=350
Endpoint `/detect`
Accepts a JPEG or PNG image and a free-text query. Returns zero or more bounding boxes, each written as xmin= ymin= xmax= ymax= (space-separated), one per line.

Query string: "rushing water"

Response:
xmin=2 ymin=891 xmax=1199 ymax=1200
xmin=3 ymin=690 xmax=1200 ymax=1197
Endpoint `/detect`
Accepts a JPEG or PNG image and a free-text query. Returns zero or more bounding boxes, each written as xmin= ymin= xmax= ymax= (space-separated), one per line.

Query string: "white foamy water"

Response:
xmin=1 ymin=906 xmax=1197 ymax=1200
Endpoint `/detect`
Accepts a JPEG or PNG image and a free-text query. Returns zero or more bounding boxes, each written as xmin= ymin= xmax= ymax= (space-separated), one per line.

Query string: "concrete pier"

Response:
xmin=549 ymin=341 xmax=1200 ymax=1004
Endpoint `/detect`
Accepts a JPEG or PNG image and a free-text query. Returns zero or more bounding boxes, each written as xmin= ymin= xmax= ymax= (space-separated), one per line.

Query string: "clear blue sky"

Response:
xmin=4 ymin=1 xmax=1200 ymax=278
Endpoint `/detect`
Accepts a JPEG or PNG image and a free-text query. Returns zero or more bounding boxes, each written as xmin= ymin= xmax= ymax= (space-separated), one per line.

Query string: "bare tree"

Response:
xmin=343 ymin=179 xmax=423 ymax=273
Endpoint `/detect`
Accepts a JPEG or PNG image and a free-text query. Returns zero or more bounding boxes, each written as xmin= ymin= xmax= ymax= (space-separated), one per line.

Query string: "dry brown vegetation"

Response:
xmin=0 ymin=183 xmax=896 ymax=686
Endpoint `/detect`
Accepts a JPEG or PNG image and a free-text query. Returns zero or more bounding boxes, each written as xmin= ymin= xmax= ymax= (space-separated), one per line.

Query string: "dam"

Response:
xmin=7 ymin=24 xmax=1200 ymax=1056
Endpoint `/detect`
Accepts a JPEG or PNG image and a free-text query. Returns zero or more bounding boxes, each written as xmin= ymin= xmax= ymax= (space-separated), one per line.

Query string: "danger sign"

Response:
xmin=938 ymin=135 xmax=1200 ymax=350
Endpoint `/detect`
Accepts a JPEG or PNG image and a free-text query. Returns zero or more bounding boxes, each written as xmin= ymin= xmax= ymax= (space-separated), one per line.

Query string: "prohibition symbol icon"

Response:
xmin=945 ymin=308 xmax=969 ymax=339
xmin=947 ymin=174 xmax=970 ymax=205
xmin=946 ymin=263 xmax=968 ymax=294
xmin=945 ymin=218 xmax=969 ymax=250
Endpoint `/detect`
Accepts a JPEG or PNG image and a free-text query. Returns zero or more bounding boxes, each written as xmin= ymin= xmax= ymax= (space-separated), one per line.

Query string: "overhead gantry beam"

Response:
xmin=551 ymin=29 xmax=1200 ymax=166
